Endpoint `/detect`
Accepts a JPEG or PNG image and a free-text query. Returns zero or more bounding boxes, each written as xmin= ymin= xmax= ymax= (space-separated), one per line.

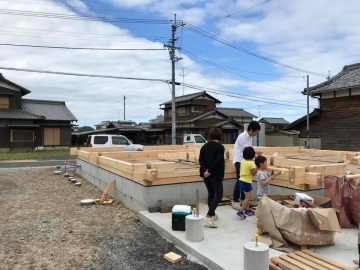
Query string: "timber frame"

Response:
xmin=71 ymin=145 xmax=359 ymax=191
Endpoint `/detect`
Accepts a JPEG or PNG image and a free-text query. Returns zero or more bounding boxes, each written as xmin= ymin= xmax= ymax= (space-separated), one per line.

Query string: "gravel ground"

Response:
xmin=0 ymin=168 xmax=207 ymax=270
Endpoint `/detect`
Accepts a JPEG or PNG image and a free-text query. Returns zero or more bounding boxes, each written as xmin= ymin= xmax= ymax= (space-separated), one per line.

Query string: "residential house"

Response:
xmin=150 ymin=91 xmax=256 ymax=144
xmin=94 ymin=121 xmax=110 ymax=130
xmin=0 ymin=74 xmax=77 ymax=150
xmin=284 ymin=63 xmax=360 ymax=150
xmin=259 ymin=117 xmax=290 ymax=130
xmin=73 ymin=120 xmax=145 ymax=146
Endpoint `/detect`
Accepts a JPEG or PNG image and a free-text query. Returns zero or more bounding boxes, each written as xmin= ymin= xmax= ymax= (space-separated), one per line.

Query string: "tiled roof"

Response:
xmin=108 ymin=121 xmax=143 ymax=130
xmin=0 ymin=109 xmax=44 ymax=119
xmin=0 ymin=74 xmax=31 ymax=96
xmin=259 ymin=117 xmax=290 ymax=125
xmin=306 ymin=63 xmax=360 ymax=95
xmin=217 ymin=107 xmax=257 ymax=118
xmin=160 ymin=91 xmax=221 ymax=105
xmin=213 ymin=119 xmax=243 ymax=127
xmin=283 ymin=109 xmax=320 ymax=130
xmin=22 ymin=99 xmax=77 ymax=121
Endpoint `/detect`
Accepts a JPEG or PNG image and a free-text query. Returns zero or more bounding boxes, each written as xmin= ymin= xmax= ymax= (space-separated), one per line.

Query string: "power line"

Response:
xmin=181 ymin=48 xmax=299 ymax=92
xmin=0 ymin=0 xmax=171 ymax=15
xmin=184 ymin=23 xmax=327 ymax=77
xmin=0 ymin=32 xmax=166 ymax=43
xmin=0 ymin=66 xmax=167 ymax=82
xmin=0 ymin=43 xmax=166 ymax=51
xmin=126 ymin=98 xmax=160 ymax=112
xmin=0 ymin=9 xmax=172 ymax=24
xmin=206 ymin=0 xmax=272 ymax=24
xmin=182 ymin=83 xmax=316 ymax=108
xmin=181 ymin=48 xmax=303 ymax=78
xmin=0 ymin=25 xmax=169 ymax=39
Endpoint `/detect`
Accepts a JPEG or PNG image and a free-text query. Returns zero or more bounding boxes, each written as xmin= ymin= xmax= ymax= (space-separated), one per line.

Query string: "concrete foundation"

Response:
xmin=243 ymin=242 xmax=269 ymax=270
xmin=77 ymin=159 xmax=324 ymax=212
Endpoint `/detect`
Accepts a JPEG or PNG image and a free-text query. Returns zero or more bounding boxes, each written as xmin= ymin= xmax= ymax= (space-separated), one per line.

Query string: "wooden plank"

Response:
xmin=294 ymin=252 xmax=341 ymax=270
xmin=100 ymin=180 xmax=115 ymax=202
xmin=148 ymin=206 xmax=161 ymax=213
xmin=286 ymin=254 xmax=329 ymax=270
xmin=273 ymin=157 xmax=307 ymax=168
xmin=273 ymin=257 xmax=302 ymax=270
xmin=266 ymin=166 xmax=290 ymax=181
xmin=164 ymin=252 xmax=182 ymax=263
xmin=150 ymin=162 xmax=176 ymax=173
xmin=302 ymin=250 xmax=353 ymax=270
xmin=289 ymin=166 xmax=306 ymax=180
xmin=269 ymin=261 xmax=283 ymax=270
xmin=279 ymin=255 xmax=313 ymax=270
xmin=306 ymin=163 xmax=346 ymax=175
xmin=290 ymin=172 xmax=322 ymax=186
xmin=145 ymin=169 xmax=157 ymax=181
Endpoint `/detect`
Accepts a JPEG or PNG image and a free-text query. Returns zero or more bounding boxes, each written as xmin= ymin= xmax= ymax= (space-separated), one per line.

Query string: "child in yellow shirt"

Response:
xmin=236 ymin=146 xmax=257 ymax=220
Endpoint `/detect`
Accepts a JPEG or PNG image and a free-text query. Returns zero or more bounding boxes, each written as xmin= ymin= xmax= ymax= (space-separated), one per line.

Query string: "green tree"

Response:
xmin=78 ymin=126 xmax=94 ymax=132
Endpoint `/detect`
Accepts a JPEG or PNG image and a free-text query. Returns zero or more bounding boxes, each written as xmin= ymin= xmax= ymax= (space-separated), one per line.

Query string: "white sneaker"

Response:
xmin=231 ymin=201 xmax=240 ymax=210
xmin=204 ymin=216 xmax=217 ymax=228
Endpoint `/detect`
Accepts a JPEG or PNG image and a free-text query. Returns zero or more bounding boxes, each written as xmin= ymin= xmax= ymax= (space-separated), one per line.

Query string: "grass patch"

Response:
xmin=0 ymin=150 xmax=73 ymax=161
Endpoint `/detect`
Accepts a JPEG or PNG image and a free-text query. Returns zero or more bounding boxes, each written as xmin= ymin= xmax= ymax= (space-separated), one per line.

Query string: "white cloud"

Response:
xmin=0 ymin=0 xmax=247 ymax=126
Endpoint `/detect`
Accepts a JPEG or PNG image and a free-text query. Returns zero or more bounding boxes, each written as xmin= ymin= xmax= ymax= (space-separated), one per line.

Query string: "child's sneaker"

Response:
xmin=235 ymin=211 xmax=246 ymax=220
xmin=245 ymin=209 xmax=255 ymax=216
xmin=204 ymin=216 xmax=217 ymax=228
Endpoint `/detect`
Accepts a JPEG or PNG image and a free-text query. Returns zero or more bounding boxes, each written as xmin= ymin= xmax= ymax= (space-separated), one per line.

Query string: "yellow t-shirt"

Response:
xmin=239 ymin=160 xmax=256 ymax=183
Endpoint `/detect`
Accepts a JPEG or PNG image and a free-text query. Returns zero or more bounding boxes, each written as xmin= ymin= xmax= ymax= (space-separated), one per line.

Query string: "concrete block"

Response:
xmin=243 ymin=242 xmax=269 ymax=270
xmin=185 ymin=215 xmax=204 ymax=242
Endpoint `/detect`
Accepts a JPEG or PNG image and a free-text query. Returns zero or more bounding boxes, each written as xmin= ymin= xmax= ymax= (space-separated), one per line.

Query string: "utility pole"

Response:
xmin=179 ymin=67 xmax=187 ymax=95
xmin=306 ymin=75 xmax=310 ymax=149
xmin=258 ymin=105 xmax=261 ymax=119
xmin=124 ymin=95 xmax=126 ymax=121
xmin=164 ymin=14 xmax=184 ymax=145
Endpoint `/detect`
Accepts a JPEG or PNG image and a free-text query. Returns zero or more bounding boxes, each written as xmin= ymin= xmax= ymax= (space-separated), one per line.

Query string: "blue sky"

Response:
xmin=0 ymin=0 xmax=359 ymax=127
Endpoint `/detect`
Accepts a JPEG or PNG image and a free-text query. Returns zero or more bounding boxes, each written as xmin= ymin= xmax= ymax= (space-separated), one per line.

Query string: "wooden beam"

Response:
xmin=99 ymin=180 xmax=115 ymax=202
xmin=279 ymin=255 xmax=313 ymax=270
xmin=150 ymin=162 xmax=176 ymax=173
xmin=306 ymin=163 xmax=346 ymax=175
xmin=272 ymin=157 xmax=306 ymax=168
xmin=302 ymin=250 xmax=353 ymax=270
xmin=145 ymin=169 xmax=157 ymax=181
xmin=285 ymin=254 xmax=328 ymax=270
xmin=266 ymin=166 xmax=290 ymax=181
xmin=293 ymin=252 xmax=341 ymax=270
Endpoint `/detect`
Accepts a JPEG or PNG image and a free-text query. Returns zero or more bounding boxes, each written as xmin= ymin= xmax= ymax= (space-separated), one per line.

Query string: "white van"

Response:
xmin=84 ymin=134 xmax=143 ymax=151
xmin=183 ymin=134 xmax=207 ymax=145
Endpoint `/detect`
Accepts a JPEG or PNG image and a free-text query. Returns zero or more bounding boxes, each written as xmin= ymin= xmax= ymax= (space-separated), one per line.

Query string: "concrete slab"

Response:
xmin=139 ymin=203 xmax=358 ymax=270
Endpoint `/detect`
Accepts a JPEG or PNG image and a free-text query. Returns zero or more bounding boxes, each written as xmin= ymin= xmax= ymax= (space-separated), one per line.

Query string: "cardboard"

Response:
xmin=308 ymin=208 xmax=341 ymax=232
xmin=256 ymin=194 xmax=341 ymax=252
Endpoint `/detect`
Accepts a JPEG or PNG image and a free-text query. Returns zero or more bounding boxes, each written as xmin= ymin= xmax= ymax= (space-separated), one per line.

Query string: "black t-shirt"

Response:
xmin=199 ymin=141 xmax=225 ymax=180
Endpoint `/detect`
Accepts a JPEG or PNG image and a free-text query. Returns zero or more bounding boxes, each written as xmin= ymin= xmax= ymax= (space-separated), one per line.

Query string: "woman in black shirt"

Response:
xmin=199 ymin=127 xmax=225 ymax=228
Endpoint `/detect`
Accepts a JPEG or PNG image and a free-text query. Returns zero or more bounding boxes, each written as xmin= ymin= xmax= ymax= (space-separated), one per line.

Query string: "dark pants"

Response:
xmin=233 ymin=162 xmax=245 ymax=202
xmin=204 ymin=177 xmax=223 ymax=217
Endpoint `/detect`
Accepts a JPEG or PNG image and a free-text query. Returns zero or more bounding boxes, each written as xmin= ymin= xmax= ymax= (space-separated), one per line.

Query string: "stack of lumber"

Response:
xmin=270 ymin=249 xmax=353 ymax=270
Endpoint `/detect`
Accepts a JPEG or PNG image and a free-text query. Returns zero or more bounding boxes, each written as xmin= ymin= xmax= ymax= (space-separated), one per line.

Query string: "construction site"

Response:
xmin=69 ymin=145 xmax=360 ymax=270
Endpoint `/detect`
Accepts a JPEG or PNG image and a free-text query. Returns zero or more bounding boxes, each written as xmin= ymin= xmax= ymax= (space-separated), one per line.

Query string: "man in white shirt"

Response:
xmin=232 ymin=121 xmax=262 ymax=210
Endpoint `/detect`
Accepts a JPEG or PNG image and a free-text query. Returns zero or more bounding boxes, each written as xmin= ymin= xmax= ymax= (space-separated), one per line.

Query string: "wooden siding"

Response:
xmin=0 ymin=86 xmax=22 ymax=109
xmin=44 ymin=127 xmax=61 ymax=146
xmin=290 ymin=95 xmax=360 ymax=151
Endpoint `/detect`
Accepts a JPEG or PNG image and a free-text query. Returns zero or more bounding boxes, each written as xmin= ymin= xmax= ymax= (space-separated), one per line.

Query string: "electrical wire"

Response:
xmin=182 ymin=83 xmax=316 ymax=109
xmin=184 ymin=23 xmax=327 ymax=77
xmin=0 ymin=43 xmax=166 ymax=50
xmin=205 ymin=0 xmax=272 ymax=24
xmin=181 ymin=48 xmax=303 ymax=78
xmin=0 ymin=25 xmax=169 ymax=39
xmin=0 ymin=66 xmax=167 ymax=82
xmin=0 ymin=0 xmax=171 ymax=15
xmin=0 ymin=9 xmax=172 ymax=24
xmin=181 ymin=48 xmax=299 ymax=92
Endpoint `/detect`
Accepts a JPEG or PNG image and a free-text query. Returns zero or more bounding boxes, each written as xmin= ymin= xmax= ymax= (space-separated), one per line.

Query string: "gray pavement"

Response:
xmin=0 ymin=159 xmax=77 ymax=169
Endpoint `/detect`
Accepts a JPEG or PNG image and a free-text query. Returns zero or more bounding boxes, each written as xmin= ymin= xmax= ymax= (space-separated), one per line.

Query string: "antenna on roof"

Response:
xmin=326 ymin=70 xmax=331 ymax=80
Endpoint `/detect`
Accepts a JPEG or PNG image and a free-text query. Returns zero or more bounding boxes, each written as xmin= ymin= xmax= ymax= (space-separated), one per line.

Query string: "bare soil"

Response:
xmin=0 ymin=168 xmax=207 ymax=270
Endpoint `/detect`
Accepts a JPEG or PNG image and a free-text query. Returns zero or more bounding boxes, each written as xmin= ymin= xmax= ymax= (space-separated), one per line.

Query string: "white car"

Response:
xmin=183 ymin=134 xmax=207 ymax=145
xmin=84 ymin=134 xmax=143 ymax=151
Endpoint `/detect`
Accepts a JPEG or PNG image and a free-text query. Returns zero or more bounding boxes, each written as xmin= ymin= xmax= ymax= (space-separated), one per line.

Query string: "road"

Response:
xmin=0 ymin=159 xmax=77 ymax=169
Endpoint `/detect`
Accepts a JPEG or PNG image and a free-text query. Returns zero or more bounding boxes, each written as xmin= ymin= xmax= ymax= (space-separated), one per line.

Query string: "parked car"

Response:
xmin=183 ymin=134 xmax=207 ymax=145
xmin=84 ymin=134 xmax=143 ymax=151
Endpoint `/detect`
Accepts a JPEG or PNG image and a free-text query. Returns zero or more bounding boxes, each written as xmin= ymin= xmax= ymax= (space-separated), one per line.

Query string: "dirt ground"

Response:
xmin=0 ymin=168 xmax=207 ymax=270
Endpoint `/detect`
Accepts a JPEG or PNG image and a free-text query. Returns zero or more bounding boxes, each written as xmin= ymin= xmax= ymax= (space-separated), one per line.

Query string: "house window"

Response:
xmin=0 ymin=97 xmax=9 ymax=109
xmin=44 ymin=128 xmax=60 ymax=145
xmin=191 ymin=106 xmax=203 ymax=112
